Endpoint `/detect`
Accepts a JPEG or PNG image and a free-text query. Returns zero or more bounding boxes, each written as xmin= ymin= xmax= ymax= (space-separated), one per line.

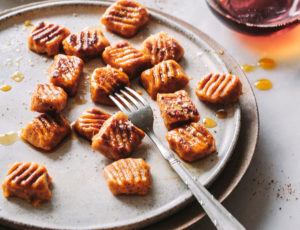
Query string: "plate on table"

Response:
xmin=0 ymin=1 xmax=242 ymax=229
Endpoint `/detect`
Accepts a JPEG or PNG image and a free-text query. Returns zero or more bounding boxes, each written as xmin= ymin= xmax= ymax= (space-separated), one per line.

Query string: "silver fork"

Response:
xmin=109 ymin=87 xmax=245 ymax=230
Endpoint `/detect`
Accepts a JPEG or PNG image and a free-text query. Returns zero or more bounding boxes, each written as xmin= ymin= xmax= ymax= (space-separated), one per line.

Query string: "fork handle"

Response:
xmin=147 ymin=131 xmax=245 ymax=230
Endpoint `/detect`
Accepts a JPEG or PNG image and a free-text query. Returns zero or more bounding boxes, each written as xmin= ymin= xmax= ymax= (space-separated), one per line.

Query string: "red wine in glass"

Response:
xmin=206 ymin=0 xmax=300 ymax=34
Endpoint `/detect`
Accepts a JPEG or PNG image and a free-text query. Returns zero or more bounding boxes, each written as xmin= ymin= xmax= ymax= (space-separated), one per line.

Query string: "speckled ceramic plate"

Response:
xmin=0 ymin=1 xmax=242 ymax=229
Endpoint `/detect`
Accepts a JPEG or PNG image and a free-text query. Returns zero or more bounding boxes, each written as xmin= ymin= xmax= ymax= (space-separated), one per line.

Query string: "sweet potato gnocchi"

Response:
xmin=92 ymin=112 xmax=145 ymax=160
xmin=28 ymin=21 xmax=70 ymax=56
xmin=140 ymin=32 xmax=184 ymax=65
xmin=141 ymin=60 xmax=189 ymax=100
xmin=102 ymin=41 xmax=150 ymax=78
xmin=101 ymin=0 xmax=149 ymax=37
xmin=104 ymin=158 xmax=152 ymax=195
xmin=20 ymin=113 xmax=71 ymax=151
xmin=2 ymin=162 xmax=52 ymax=206
xmin=30 ymin=83 xmax=67 ymax=113
xmin=90 ymin=66 xmax=130 ymax=105
xmin=74 ymin=108 xmax=111 ymax=141
xmin=49 ymin=54 xmax=84 ymax=97
xmin=195 ymin=73 xmax=242 ymax=105
xmin=157 ymin=90 xmax=200 ymax=130
xmin=63 ymin=29 xmax=110 ymax=59
xmin=166 ymin=122 xmax=216 ymax=162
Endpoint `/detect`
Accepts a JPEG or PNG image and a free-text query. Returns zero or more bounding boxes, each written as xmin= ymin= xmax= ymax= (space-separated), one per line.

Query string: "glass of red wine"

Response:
xmin=206 ymin=0 xmax=300 ymax=34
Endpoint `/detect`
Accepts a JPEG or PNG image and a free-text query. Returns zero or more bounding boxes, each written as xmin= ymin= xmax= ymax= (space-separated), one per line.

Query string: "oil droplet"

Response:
xmin=75 ymin=96 xmax=87 ymax=105
xmin=11 ymin=71 xmax=24 ymax=82
xmin=24 ymin=20 xmax=32 ymax=27
xmin=216 ymin=109 xmax=227 ymax=119
xmin=254 ymin=79 xmax=273 ymax=90
xmin=258 ymin=58 xmax=276 ymax=70
xmin=219 ymin=50 xmax=224 ymax=55
xmin=0 ymin=132 xmax=19 ymax=146
xmin=0 ymin=85 xmax=11 ymax=92
xmin=242 ymin=64 xmax=256 ymax=72
xmin=136 ymin=90 xmax=143 ymax=95
xmin=203 ymin=117 xmax=217 ymax=128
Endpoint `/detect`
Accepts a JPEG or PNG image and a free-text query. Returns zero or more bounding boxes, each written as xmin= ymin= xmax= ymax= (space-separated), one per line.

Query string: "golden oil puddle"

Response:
xmin=24 ymin=20 xmax=32 ymax=27
xmin=242 ymin=64 xmax=256 ymax=72
xmin=255 ymin=79 xmax=273 ymax=90
xmin=11 ymin=72 xmax=24 ymax=82
xmin=203 ymin=117 xmax=217 ymax=128
xmin=258 ymin=58 xmax=276 ymax=70
xmin=216 ymin=109 xmax=228 ymax=119
xmin=0 ymin=132 xmax=19 ymax=146
xmin=0 ymin=85 xmax=11 ymax=92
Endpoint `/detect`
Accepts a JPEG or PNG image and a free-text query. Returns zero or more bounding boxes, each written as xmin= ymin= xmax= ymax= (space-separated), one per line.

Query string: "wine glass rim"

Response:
xmin=205 ymin=0 xmax=300 ymax=29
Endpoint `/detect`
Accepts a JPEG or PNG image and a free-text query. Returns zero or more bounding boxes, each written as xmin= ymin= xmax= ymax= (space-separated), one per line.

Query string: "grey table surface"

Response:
xmin=0 ymin=0 xmax=300 ymax=230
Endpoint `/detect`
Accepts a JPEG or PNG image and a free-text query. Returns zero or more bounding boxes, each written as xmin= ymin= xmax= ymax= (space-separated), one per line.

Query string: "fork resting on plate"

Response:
xmin=109 ymin=87 xmax=245 ymax=230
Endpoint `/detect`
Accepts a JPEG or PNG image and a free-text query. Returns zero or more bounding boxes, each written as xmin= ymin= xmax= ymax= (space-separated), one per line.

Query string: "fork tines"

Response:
xmin=109 ymin=87 xmax=147 ymax=113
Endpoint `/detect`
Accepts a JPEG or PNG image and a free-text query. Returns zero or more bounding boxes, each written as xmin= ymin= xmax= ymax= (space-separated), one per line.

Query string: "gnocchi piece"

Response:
xmin=140 ymin=60 xmax=189 ymax=100
xmin=49 ymin=54 xmax=84 ymax=97
xmin=102 ymin=41 xmax=150 ymax=78
xmin=30 ymin=83 xmax=67 ymax=113
xmin=28 ymin=21 xmax=70 ymax=56
xmin=74 ymin=108 xmax=111 ymax=141
xmin=20 ymin=113 xmax=71 ymax=151
xmin=92 ymin=112 xmax=145 ymax=160
xmin=101 ymin=0 xmax=149 ymax=37
xmin=195 ymin=73 xmax=242 ymax=105
xmin=90 ymin=67 xmax=130 ymax=105
xmin=62 ymin=29 xmax=110 ymax=59
xmin=140 ymin=31 xmax=184 ymax=65
xmin=157 ymin=90 xmax=200 ymax=130
xmin=166 ymin=122 xmax=216 ymax=162
xmin=104 ymin=158 xmax=152 ymax=195
xmin=2 ymin=162 xmax=53 ymax=206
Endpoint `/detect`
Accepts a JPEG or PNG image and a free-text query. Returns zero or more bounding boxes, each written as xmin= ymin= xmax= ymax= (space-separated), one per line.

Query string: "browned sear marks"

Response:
xmin=141 ymin=32 xmax=184 ymax=65
xmin=140 ymin=60 xmax=189 ymax=100
xmin=90 ymin=67 xmax=130 ymax=105
xmin=92 ymin=111 xmax=145 ymax=160
xmin=2 ymin=162 xmax=53 ymax=206
xmin=63 ymin=29 xmax=110 ymax=59
xmin=104 ymin=158 xmax=152 ymax=195
xmin=166 ymin=122 xmax=216 ymax=162
xmin=74 ymin=108 xmax=111 ymax=141
xmin=49 ymin=54 xmax=84 ymax=96
xmin=157 ymin=90 xmax=200 ymax=130
xmin=101 ymin=0 xmax=149 ymax=37
xmin=195 ymin=73 xmax=242 ymax=105
xmin=30 ymin=83 xmax=67 ymax=113
xmin=28 ymin=21 xmax=70 ymax=56
xmin=102 ymin=41 xmax=150 ymax=78
xmin=20 ymin=113 xmax=71 ymax=151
